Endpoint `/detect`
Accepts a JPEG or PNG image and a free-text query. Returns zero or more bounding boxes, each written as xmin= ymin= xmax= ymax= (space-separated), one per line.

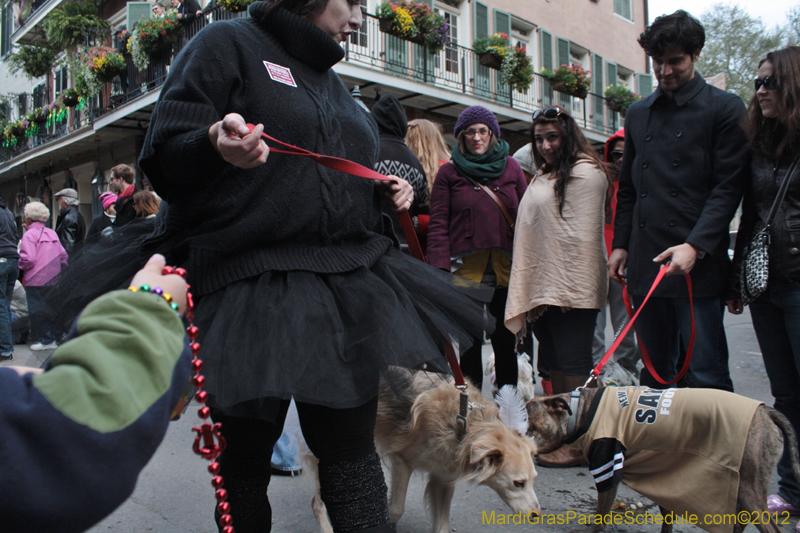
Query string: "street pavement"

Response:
xmin=5 ymin=309 xmax=796 ymax=532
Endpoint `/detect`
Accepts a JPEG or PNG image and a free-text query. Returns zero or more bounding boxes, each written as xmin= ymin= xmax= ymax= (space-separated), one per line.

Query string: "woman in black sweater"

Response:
xmin=138 ymin=1 xmax=490 ymax=532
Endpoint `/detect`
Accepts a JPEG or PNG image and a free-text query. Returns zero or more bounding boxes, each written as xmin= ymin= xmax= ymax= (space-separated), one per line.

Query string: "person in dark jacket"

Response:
xmin=371 ymin=94 xmax=428 ymax=253
xmin=0 ymin=196 xmax=18 ymax=361
xmin=109 ymin=164 xmax=139 ymax=227
xmin=115 ymin=24 xmax=131 ymax=94
xmin=136 ymin=0 xmax=491 ymax=531
xmin=608 ymin=10 xmax=749 ymax=391
xmin=176 ymin=0 xmax=201 ymax=24
xmin=86 ymin=192 xmax=117 ymax=238
xmin=729 ymin=45 xmax=800 ymax=528
xmin=427 ymin=105 xmax=527 ymax=392
xmin=54 ymin=188 xmax=86 ymax=257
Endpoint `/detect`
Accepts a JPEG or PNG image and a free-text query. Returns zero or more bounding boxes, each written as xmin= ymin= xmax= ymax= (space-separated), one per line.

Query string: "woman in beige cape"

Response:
xmin=505 ymin=106 xmax=610 ymax=467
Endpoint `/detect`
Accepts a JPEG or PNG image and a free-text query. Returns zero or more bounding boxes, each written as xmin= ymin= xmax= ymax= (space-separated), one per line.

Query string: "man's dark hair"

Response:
xmin=638 ymin=10 xmax=705 ymax=58
xmin=111 ymin=164 xmax=135 ymax=185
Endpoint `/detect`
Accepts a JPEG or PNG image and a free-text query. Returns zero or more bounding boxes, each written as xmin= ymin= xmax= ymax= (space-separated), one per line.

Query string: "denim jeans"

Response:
xmin=749 ymin=279 xmax=800 ymax=506
xmin=632 ymin=296 xmax=733 ymax=391
xmin=26 ymin=286 xmax=55 ymax=344
xmin=0 ymin=258 xmax=19 ymax=355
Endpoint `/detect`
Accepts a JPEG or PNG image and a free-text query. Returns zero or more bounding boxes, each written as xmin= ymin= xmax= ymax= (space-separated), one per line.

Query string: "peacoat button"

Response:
xmin=676 ymin=130 xmax=682 ymax=137
xmin=669 ymin=219 xmax=677 ymax=226
xmin=792 ymin=247 xmax=800 ymax=255
xmin=673 ymin=160 xmax=680 ymax=167
xmin=642 ymin=162 xmax=649 ymax=169
xmin=639 ymin=220 xmax=646 ymax=227
xmin=645 ymin=134 xmax=652 ymax=141
xmin=670 ymin=189 xmax=678 ymax=196
xmin=640 ymin=190 xmax=647 ymax=197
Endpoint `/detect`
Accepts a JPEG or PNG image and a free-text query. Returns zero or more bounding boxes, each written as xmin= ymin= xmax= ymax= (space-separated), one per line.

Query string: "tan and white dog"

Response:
xmin=312 ymin=369 xmax=540 ymax=533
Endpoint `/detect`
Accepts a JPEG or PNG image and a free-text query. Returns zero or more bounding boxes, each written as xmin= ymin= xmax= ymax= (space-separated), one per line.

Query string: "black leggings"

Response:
xmin=460 ymin=286 xmax=518 ymax=390
xmin=211 ymin=397 xmax=378 ymax=476
xmin=532 ymin=306 xmax=599 ymax=377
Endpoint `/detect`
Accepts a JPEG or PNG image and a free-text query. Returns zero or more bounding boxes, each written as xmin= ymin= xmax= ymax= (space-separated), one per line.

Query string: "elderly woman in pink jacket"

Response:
xmin=19 ymin=201 xmax=68 ymax=351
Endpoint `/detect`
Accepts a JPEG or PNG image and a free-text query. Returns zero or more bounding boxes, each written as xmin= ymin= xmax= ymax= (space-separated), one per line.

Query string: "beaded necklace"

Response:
xmin=129 ymin=265 xmax=235 ymax=533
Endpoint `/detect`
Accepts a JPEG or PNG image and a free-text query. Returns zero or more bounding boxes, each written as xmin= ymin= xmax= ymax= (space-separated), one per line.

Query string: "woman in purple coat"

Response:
xmin=427 ymin=106 xmax=527 ymax=392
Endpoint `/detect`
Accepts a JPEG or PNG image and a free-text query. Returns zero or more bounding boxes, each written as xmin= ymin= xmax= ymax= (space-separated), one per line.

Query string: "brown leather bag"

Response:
xmin=476 ymin=183 xmax=515 ymax=230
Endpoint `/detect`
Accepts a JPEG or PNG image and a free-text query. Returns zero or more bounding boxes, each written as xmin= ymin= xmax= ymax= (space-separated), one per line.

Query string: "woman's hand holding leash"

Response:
xmin=209 ymin=113 xmax=269 ymax=168
xmin=379 ymin=178 xmax=414 ymax=213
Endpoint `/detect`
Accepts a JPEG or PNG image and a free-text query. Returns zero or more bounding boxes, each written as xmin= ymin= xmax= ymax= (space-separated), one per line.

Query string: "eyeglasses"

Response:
xmin=464 ymin=127 xmax=491 ymax=138
xmin=754 ymin=75 xmax=776 ymax=91
xmin=532 ymin=107 xmax=562 ymax=121
xmin=610 ymin=150 xmax=624 ymax=160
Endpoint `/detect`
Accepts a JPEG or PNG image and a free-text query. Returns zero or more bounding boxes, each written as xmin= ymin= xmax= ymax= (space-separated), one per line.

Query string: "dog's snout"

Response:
xmin=529 ymin=509 xmax=541 ymax=520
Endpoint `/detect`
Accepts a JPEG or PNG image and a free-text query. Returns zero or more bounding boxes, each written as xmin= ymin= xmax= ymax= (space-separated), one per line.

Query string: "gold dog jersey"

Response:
xmin=567 ymin=387 xmax=762 ymax=533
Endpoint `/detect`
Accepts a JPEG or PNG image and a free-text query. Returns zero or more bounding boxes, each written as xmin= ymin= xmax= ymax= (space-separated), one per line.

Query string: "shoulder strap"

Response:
xmin=476 ymin=183 xmax=515 ymax=230
xmin=764 ymin=156 xmax=800 ymax=228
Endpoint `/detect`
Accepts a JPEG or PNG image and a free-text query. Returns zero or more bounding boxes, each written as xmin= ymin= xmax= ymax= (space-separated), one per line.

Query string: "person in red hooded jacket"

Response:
xmin=592 ymin=129 xmax=641 ymax=385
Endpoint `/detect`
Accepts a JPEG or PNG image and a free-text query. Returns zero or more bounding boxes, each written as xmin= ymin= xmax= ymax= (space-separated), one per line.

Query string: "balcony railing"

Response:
xmin=2 ymin=7 xmax=622 ymax=166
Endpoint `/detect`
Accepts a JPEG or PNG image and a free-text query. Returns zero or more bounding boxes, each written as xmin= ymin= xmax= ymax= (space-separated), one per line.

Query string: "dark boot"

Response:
xmin=537 ymin=374 xmax=595 ymax=468
xmin=214 ymin=472 xmax=272 ymax=533
xmin=318 ymin=452 xmax=390 ymax=533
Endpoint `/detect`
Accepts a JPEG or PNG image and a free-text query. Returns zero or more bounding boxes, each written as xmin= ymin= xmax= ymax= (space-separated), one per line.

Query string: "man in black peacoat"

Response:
xmin=609 ymin=10 xmax=749 ymax=392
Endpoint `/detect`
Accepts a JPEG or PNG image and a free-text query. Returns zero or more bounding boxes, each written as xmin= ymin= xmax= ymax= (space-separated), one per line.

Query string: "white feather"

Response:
xmin=496 ymin=385 xmax=528 ymax=437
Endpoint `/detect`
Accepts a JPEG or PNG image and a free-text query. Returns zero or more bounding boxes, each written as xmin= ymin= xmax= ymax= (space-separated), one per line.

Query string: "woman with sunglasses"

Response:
xmin=427 ymin=105 xmax=527 ymax=393
xmin=505 ymin=106 xmax=610 ymax=467
xmin=730 ymin=46 xmax=800 ymax=527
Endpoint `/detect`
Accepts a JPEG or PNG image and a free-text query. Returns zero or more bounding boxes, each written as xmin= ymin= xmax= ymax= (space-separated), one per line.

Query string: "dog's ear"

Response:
xmin=469 ymin=444 xmax=504 ymax=484
xmin=544 ymin=396 xmax=572 ymax=416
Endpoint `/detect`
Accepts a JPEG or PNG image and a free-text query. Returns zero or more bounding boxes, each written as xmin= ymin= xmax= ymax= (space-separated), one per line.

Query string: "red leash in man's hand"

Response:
xmin=592 ymin=265 xmax=695 ymax=386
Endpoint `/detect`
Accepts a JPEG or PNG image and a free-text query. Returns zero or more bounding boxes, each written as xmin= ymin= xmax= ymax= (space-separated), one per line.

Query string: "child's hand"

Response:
xmin=131 ymin=254 xmax=188 ymax=314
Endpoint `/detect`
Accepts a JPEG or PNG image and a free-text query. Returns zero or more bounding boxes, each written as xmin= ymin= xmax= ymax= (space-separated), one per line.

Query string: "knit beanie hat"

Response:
xmin=100 ymin=191 xmax=118 ymax=211
xmin=454 ymin=106 xmax=501 ymax=139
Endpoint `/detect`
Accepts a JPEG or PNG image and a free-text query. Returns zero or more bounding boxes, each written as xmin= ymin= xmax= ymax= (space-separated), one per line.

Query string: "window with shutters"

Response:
xmin=637 ymin=73 xmax=654 ymax=96
xmin=1 ymin=2 xmax=11 ymax=58
xmin=541 ymin=30 xmax=553 ymax=106
xmin=33 ymin=83 xmax=47 ymax=109
xmin=613 ymin=0 xmax=632 ymax=20
xmin=440 ymin=9 xmax=458 ymax=73
xmin=353 ymin=0 xmax=368 ymax=47
xmin=473 ymin=1 xmax=490 ymax=98
xmin=55 ymin=67 xmax=69 ymax=95
xmin=17 ymin=94 xmax=27 ymax=117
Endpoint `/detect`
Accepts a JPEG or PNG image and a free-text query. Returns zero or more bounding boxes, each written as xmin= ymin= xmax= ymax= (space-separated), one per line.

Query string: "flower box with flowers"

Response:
xmin=473 ymin=33 xmax=509 ymax=71
xmin=129 ymin=12 xmax=181 ymax=70
xmin=376 ymin=1 xmax=449 ymax=54
xmin=61 ymin=88 xmax=80 ymax=107
xmin=540 ymin=64 xmax=591 ymax=99
xmin=87 ymin=46 xmax=126 ymax=82
xmin=218 ymin=0 xmax=254 ymax=13
xmin=604 ymin=85 xmax=641 ymax=117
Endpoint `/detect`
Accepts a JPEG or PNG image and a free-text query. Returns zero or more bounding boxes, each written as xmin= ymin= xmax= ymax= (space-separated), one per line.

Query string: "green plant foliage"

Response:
xmin=604 ymin=85 xmax=641 ymax=115
xmin=540 ymin=64 xmax=591 ymax=99
xmin=4 ymin=44 xmax=57 ymax=79
xmin=44 ymin=1 xmax=110 ymax=52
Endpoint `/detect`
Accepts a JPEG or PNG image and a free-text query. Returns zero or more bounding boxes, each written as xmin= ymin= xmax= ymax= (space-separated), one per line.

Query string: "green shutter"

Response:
xmin=623 ymin=0 xmax=632 ymax=20
xmin=593 ymin=54 xmax=605 ymax=129
xmin=541 ymin=30 xmax=553 ymax=70
xmin=607 ymin=62 xmax=617 ymax=87
xmin=126 ymin=2 xmax=151 ymax=31
xmin=613 ymin=0 xmax=622 ymax=15
xmin=473 ymin=2 xmax=490 ymax=98
xmin=637 ymin=73 xmax=653 ymax=96
xmin=494 ymin=9 xmax=511 ymax=103
xmin=556 ymin=37 xmax=570 ymax=70
xmin=556 ymin=38 xmax=570 ymax=107
xmin=541 ymin=30 xmax=553 ymax=106
xmin=474 ymin=2 xmax=488 ymax=39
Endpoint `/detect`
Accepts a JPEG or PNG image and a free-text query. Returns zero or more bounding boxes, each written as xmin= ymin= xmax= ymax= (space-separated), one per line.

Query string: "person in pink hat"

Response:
xmin=86 ymin=192 xmax=118 ymax=239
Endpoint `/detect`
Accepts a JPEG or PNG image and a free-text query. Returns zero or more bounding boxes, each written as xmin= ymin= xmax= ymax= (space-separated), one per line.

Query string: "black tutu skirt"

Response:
xmin=37 ymin=225 xmax=494 ymax=415
xmin=194 ymin=247 xmax=493 ymax=412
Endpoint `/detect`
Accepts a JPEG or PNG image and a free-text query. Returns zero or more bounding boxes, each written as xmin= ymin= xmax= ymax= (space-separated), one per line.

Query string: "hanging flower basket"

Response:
xmin=479 ymin=51 xmax=502 ymax=70
xmin=607 ymin=101 xmax=623 ymax=113
xmin=604 ymin=85 xmax=641 ymax=117
xmin=376 ymin=1 xmax=449 ymax=54
xmin=379 ymin=18 xmax=393 ymax=33
xmin=409 ymin=33 xmax=425 ymax=45
xmin=540 ymin=64 xmax=591 ymax=99
xmin=551 ymin=79 xmax=568 ymax=93
xmin=218 ymin=0 xmax=253 ymax=12
xmin=62 ymin=89 xmax=80 ymax=107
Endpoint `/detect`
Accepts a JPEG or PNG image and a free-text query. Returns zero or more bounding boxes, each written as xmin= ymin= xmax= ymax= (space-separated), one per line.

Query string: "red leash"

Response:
xmin=591 ymin=265 xmax=695 ymax=386
xmin=246 ymin=124 xmax=426 ymax=262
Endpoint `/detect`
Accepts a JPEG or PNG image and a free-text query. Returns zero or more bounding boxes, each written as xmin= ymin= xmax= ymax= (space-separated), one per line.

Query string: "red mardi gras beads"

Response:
xmin=165 ymin=265 xmax=234 ymax=533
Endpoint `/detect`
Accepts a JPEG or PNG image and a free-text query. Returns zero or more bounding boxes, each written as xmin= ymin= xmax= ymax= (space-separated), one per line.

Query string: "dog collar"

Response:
xmin=566 ymin=389 xmax=582 ymax=436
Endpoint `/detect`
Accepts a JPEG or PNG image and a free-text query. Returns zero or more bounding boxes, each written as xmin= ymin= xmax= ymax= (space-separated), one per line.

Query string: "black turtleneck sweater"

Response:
xmin=139 ymin=3 xmax=390 ymax=295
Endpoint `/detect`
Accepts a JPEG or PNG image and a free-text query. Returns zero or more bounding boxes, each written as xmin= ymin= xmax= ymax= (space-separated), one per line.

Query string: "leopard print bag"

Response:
xmin=740 ymin=156 xmax=800 ymax=306
xmin=740 ymin=227 xmax=769 ymax=306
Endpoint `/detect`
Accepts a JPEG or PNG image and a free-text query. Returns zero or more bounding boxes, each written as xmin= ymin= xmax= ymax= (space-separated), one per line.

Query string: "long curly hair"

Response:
xmin=531 ymin=106 xmax=609 ymax=217
xmin=405 ymin=119 xmax=450 ymax=196
xmin=743 ymin=46 xmax=800 ymax=163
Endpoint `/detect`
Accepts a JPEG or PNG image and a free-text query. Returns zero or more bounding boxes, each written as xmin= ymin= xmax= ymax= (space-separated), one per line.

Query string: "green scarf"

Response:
xmin=451 ymin=140 xmax=510 ymax=185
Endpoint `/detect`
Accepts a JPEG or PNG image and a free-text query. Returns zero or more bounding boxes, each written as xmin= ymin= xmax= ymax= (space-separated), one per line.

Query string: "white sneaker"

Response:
xmin=30 ymin=341 xmax=58 ymax=351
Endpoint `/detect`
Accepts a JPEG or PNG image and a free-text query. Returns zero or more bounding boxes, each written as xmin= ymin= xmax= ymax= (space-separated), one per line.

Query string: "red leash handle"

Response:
xmin=592 ymin=265 xmax=695 ymax=386
xmin=245 ymin=123 xmax=426 ymax=262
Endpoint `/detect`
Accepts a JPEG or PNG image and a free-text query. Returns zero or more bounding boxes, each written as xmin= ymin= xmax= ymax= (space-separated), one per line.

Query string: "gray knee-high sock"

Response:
xmin=317 ymin=452 xmax=390 ymax=532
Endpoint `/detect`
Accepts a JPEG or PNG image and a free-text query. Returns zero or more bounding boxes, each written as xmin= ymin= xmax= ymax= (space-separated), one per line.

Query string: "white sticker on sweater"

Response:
xmin=263 ymin=61 xmax=297 ymax=87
